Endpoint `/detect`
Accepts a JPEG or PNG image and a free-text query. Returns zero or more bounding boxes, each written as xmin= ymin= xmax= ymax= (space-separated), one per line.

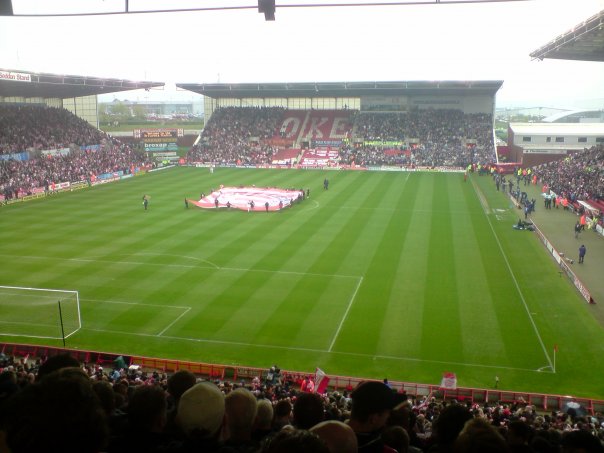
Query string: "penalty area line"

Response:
xmin=328 ymin=276 xmax=363 ymax=352
xmin=157 ymin=307 xmax=192 ymax=337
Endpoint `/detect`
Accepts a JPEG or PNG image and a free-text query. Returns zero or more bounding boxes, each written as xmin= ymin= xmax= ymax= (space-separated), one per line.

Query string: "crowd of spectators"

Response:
xmin=0 ymin=141 xmax=150 ymax=200
xmin=187 ymin=107 xmax=495 ymax=169
xmin=0 ymin=104 xmax=106 ymax=155
xmin=531 ymin=146 xmax=604 ymax=202
xmin=187 ymin=107 xmax=284 ymax=165
xmin=0 ymin=105 xmax=151 ymax=200
xmin=341 ymin=110 xmax=495 ymax=168
xmin=1 ymin=352 xmax=603 ymax=453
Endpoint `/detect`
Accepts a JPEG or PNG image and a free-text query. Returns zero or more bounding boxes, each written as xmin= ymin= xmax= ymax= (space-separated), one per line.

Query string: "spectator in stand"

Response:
xmin=453 ymin=418 xmax=509 ymax=453
xmin=259 ymin=428 xmax=330 ymax=453
xmin=0 ymin=367 xmax=108 ymax=453
xmin=107 ymin=384 xmax=170 ymax=453
xmin=173 ymin=381 xmax=227 ymax=452
xmin=381 ymin=425 xmax=411 ymax=453
xmin=560 ymin=429 xmax=604 ymax=453
xmin=425 ymin=403 xmax=472 ymax=453
xmin=166 ymin=369 xmax=197 ymax=432
xmin=272 ymin=399 xmax=293 ymax=431
xmin=252 ymin=399 xmax=275 ymax=444
xmin=0 ymin=105 xmax=105 ymax=155
xmin=36 ymin=352 xmax=81 ymax=381
xmin=347 ymin=381 xmax=398 ymax=453
xmin=5 ymin=351 xmax=604 ymax=452
xmin=186 ymin=106 xmax=283 ymax=166
xmin=341 ymin=109 xmax=495 ymax=168
xmin=310 ymin=420 xmax=358 ymax=453
xmin=223 ymin=387 xmax=259 ymax=452
xmin=532 ymin=146 xmax=603 ymax=204
xmin=505 ymin=420 xmax=534 ymax=453
xmin=293 ymin=392 xmax=325 ymax=430
xmin=187 ymin=106 xmax=495 ymax=169
xmin=0 ymin=105 xmax=151 ymax=201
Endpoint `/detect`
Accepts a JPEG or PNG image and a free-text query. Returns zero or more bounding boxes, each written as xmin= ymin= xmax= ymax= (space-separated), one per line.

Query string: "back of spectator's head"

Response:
xmin=261 ymin=428 xmax=330 ymax=453
xmin=274 ymin=399 xmax=292 ymax=419
xmin=127 ymin=384 xmax=167 ymax=433
xmin=507 ymin=420 xmax=533 ymax=446
xmin=167 ymin=370 xmax=197 ymax=401
xmin=350 ymin=381 xmax=396 ymax=423
xmin=36 ymin=353 xmax=80 ymax=380
xmin=92 ymin=380 xmax=116 ymax=415
xmin=560 ymin=430 xmax=604 ymax=453
xmin=224 ymin=387 xmax=258 ymax=440
xmin=255 ymin=398 xmax=274 ymax=430
xmin=0 ymin=367 xmax=108 ymax=453
xmin=177 ymin=381 xmax=225 ymax=439
xmin=0 ymin=370 xmax=18 ymax=405
xmin=432 ymin=402 xmax=473 ymax=446
xmin=310 ymin=420 xmax=358 ymax=453
xmin=293 ymin=392 xmax=325 ymax=429
xmin=453 ymin=418 xmax=509 ymax=453
xmin=381 ymin=425 xmax=410 ymax=453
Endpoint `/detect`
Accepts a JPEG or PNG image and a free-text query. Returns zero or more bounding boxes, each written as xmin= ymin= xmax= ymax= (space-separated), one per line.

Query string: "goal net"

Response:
xmin=0 ymin=285 xmax=81 ymax=340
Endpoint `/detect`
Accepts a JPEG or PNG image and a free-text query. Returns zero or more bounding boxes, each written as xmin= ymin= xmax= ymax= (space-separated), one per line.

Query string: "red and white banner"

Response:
xmin=314 ymin=368 xmax=330 ymax=394
xmin=440 ymin=372 xmax=457 ymax=390
xmin=190 ymin=186 xmax=304 ymax=212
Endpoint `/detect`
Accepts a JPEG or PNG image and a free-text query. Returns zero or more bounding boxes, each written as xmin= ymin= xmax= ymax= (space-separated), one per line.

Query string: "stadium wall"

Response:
xmin=62 ymin=95 xmax=99 ymax=129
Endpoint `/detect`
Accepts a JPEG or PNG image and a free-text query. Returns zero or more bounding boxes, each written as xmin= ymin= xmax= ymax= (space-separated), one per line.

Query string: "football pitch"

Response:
xmin=1 ymin=167 xmax=603 ymax=398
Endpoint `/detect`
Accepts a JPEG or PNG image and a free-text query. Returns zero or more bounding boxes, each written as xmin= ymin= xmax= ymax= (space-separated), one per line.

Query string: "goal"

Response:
xmin=0 ymin=285 xmax=81 ymax=340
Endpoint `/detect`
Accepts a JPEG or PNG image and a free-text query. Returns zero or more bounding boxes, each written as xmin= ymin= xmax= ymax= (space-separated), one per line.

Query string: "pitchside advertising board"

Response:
xmin=134 ymin=128 xmax=183 ymax=152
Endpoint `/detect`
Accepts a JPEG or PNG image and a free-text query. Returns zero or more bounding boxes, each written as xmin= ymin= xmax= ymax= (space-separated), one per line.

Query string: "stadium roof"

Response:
xmin=0 ymin=69 xmax=164 ymax=99
xmin=509 ymin=122 xmax=604 ymax=135
xmin=543 ymin=109 xmax=604 ymax=123
xmin=176 ymin=80 xmax=503 ymax=99
xmin=530 ymin=9 xmax=604 ymax=62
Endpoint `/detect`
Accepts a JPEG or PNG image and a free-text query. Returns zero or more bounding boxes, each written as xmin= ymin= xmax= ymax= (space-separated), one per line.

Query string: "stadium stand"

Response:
xmin=531 ymin=145 xmax=604 ymax=203
xmin=186 ymin=107 xmax=495 ymax=169
xmin=2 ymin=345 xmax=604 ymax=453
xmin=187 ymin=106 xmax=284 ymax=165
xmin=0 ymin=105 xmax=106 ymax=155
xmin=0 ymin=105 xmax=151 ymax=201
xmin=530 ymin=145 xmax=604 ymax=230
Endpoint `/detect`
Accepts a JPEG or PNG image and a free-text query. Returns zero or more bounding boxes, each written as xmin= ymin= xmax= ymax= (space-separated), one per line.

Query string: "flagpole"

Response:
xmin=553 ymin=345 xmax=557 ymax=373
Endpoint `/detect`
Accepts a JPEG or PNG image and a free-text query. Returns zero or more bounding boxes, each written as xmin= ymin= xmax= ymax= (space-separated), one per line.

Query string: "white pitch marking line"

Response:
xmin=79 ymin=326 xmax=547 ymax=373
xmin=82 ymin=298 xmax=191 ymax=310
xmin=471 ymin=182 xmax=554 ymax=373
xmin=1 ymin=253 xmax=362 ymax=280
xmin=157 ymin=307 xmax=191 ymax=337
xmin=328 ymin=276 xmax=363 ymax=352
xmin=133 ymin=253 xmax=220 ymax=269
xmin=221 ymin=266 xmax=360 ymax=279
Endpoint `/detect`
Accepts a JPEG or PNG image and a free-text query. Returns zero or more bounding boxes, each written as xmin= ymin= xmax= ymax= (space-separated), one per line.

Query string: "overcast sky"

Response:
xmin=1 ymin=0 xmax=604 ymax=109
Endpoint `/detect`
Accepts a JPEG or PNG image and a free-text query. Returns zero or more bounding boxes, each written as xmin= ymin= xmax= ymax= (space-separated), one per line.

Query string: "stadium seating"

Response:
xmin=0 ymin=105 xmax=151 ymax=201
xmin=186 ymin=107 xmax=496 ymax=169
xmin=2 ymin=343 xmax=604 ymax=453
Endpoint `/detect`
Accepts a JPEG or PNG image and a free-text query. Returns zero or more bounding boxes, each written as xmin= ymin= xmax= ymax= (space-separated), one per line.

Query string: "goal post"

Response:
xmin=0 ymin=285 xmax=81 ymax=341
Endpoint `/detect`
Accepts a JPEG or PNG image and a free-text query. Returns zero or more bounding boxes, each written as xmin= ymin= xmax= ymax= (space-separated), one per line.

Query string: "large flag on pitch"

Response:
xmin=315 ymin=368 xmax=330 ymax=394
xmin=440 ymin=372 xmax=457 ymax=390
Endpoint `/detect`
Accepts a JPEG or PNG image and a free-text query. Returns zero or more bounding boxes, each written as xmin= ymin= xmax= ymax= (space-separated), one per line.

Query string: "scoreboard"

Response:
xmin=134 ymin=128 xmax=183 ymax=152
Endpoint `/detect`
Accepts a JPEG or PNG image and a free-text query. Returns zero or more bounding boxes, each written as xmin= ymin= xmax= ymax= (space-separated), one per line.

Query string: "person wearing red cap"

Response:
xmin=347 ymin=381 xmax=398 ymax=453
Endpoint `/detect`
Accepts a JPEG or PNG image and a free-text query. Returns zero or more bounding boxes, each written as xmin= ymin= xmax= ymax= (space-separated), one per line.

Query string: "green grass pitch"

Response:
xmin=1 ymin=167 xmax=603 ymax=398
